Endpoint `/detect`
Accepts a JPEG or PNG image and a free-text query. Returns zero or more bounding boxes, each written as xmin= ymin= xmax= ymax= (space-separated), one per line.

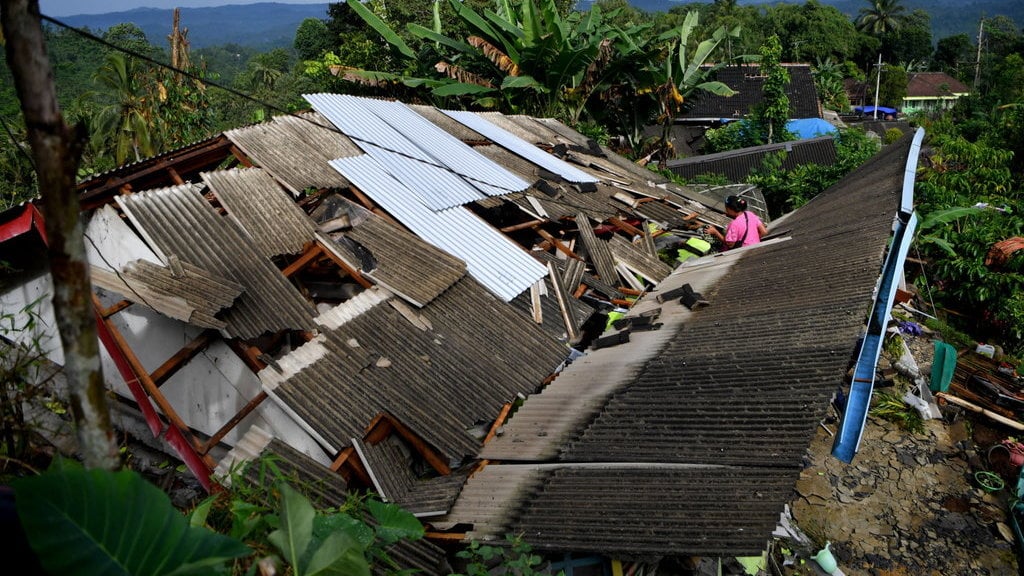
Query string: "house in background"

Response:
xmin=902 ymin=72 xmax=970 ymax=114
xmin=657 ymin=63 xmax=827 ymax=157
xmin=844 ymin=71 xmax=970 ymax=116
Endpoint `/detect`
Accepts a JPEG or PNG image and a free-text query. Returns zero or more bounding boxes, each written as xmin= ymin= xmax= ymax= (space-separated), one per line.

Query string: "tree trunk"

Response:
xmin=1 ymin=0 xmax=120 ymax=470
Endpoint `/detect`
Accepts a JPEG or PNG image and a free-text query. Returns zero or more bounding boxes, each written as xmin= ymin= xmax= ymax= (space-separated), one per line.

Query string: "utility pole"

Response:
xmin=873 ymin=53 xmax=882 ymax=120
xmin=974 ymin=18 xmax=984 ymax=91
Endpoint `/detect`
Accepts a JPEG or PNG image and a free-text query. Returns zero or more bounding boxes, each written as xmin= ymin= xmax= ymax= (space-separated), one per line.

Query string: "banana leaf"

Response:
xmin=13 ymin=458 xmax=250 ymax=576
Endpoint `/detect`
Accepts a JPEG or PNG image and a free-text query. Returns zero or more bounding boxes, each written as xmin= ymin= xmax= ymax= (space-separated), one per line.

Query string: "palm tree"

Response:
xmin=93 ymin=53 xmax=158 ymax=165
xmin=855 ymin=0 xmax=907 ymax=36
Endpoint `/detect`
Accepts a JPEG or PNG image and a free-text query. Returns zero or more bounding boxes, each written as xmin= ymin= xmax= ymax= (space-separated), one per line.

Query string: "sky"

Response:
xmin=38 ymin=0 xmax=329 ymax=17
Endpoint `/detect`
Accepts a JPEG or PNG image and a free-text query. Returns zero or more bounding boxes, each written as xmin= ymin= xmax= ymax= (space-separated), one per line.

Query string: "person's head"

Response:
xmin=725 ymin=195 xmax=748 ymax=215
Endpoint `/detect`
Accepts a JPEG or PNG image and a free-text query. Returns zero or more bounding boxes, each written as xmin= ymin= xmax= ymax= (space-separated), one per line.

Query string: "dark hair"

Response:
xmin=725 ymin=195 xmax=748 ymax=211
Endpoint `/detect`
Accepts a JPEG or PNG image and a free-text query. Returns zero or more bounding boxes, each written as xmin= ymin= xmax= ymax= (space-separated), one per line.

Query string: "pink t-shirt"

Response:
xmin=724 ymin=211 xmax=764 ymax=247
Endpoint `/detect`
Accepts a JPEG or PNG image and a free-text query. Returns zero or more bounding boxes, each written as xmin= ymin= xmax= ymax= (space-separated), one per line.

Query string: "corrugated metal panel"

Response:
xmin=329 ymin=155 xmax=546 ymax=302
xmin=353 ymin=436 xmax=470 ymax=517
xmin=203 ymin=167 xmax=317 ymax=259
xmin=116 ymin=184 xmax=317 ymax=339
xmin=442 ymin=110 xmax=600 ymax=184
xmin=362 ymin=145 xmax=493 ymax=210
xmin=224 ymin=112 xmax=356 ymax=193
xmin=575 ymin=213 xmax=618 ymax=286
xmin=443 ymin=133 xmax=916 ymax=559
xmin=408 ymin=104 xmax=485 ymax=141
xmin=306 ymin=94 xmax=528 ymax=208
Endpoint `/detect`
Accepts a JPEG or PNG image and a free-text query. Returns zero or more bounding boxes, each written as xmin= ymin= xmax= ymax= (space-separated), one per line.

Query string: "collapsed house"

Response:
xmin=0 ymin=93 xmax=920 ymax=572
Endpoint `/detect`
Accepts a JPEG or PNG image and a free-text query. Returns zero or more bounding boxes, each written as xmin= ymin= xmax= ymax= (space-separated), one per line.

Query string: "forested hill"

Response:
xmin=51 ymin=0 xmax=1022 ymax=50
xmin=54 ymin=3 xmax=330 ymax=50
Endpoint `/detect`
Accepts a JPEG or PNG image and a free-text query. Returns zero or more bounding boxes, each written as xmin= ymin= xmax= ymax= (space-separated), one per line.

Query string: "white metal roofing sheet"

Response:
xmin=329 ymin=155 xmax=546 ymax=302
xmin=441 ymin=110 xmax=600 ymax=184
xmin=305 ymin=94 xmax=528 ymax=209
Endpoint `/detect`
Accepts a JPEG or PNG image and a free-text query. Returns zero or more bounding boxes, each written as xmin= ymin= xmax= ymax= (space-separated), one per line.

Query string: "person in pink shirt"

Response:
xmin=703 ymin=195 xmax=767 ymax=250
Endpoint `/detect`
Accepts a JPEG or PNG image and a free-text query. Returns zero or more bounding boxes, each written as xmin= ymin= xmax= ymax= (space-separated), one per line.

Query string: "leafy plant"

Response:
xmin=12 ymin=457 xmax=252 ymax=576
xmin=200 ymin=453 xmax=425 ymax=575
xmin=870 ymin=391 xmax=925 ymax=434
xmin=451 ymin=533 xmax=563 ymax=576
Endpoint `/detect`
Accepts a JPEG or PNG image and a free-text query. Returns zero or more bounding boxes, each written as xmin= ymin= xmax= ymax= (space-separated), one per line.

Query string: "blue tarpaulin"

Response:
xmin=785 ymin=118 xmax=838 ymax=139
xmin=854 ymin=105 xmax=898 ymax=115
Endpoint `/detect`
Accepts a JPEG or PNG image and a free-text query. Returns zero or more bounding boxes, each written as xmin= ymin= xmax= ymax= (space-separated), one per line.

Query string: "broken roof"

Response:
xmin=0 ymin=90 xmax=910 ymax=570
xmin=434 ymin=132 xmax=921 ymax=559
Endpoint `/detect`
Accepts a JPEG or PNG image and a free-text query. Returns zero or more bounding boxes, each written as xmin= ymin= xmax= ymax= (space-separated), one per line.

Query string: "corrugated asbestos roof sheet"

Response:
xmin=437 ymin=133 xmax=918 ymax=559
xmin=224 ymin=112 xmax=359 ymax=194
xmin=664 ymin=137 xmax=838 ymax=184
xmin=116 ymin=185 xmax=317 ymax=339
xmin=336 ymin=215 xmax=466 ymax=307
xmin=681 ymin=64 xmax=821 ymax=120
xmin=203 ymin=167 xmax=318 ymax=259
xmin=215 ymin=427 xmax=450 ymax=576
xmin=442 ymin=110 xmax=600 ymax=184
xmin=261 ymin=279 xmax=568 ymax=463
xmin=353 ymin=436 xmax=472 ymax=517
xmin=306 ymin=94 xmax=529 ymax=205
xmin=90 ymin=257 xmax=242 ymax=329
xmin=329 ymin=154 xmax=547 ymax=302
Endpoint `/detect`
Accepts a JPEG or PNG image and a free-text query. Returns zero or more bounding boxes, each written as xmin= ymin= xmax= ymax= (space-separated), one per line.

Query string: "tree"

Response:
xmin=762 ymin=0 xmax=871 ymax=64
xmin=855 ymin=0 xmax=907 ymax=37
xmin=92 ymin=52 xmax=158 ymax=164
xmin=882 ymin=9 xmax=931 ymax=65
xmin=294 ymin=17 xmax=332 ymax=61
xmin=877 ymin=63 xmax=908 ymax=109
xmin=753 ymin=35 xmax=791 ymax=145
xmin=1 ymin=0 xmax=120 ymax=471
xmin=933 ymin=34 xmax=974 ymax=80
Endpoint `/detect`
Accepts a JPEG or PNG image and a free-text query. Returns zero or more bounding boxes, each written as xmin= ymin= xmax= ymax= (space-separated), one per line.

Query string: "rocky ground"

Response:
xmin=778 ymin=329 xmax=1023 ymax=576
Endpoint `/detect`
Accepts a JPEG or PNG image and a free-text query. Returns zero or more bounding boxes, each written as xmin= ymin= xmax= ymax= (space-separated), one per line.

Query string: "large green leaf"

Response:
xmin=407 ymin=24 xmax=475 ymax=53
xmin=367 ymin=499 xmax=424 ymax=546
xmin=432 ymin=82 xmax=497 ymax=96
xmin=269 ymin=483 xmax=371 ymax=576
xmin=12 ymin=458 xmax=251 ymax=576
xmin=268 ymin=483 xmax=316 ymax=572
xmin=345 ymin=0 xmax=416 ymax=59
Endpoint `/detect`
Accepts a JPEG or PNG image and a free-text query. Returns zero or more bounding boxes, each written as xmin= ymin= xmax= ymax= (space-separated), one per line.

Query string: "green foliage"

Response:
xmin=451 ymin=534 xmax=563 ymax=576
xmin=12 ymin=457 xmax=252 ymax=576
xmin=870 ymin=392 xmax=925 ymax=434
xmin=913 ymin=128 xmax=1024 ymax=353
xmin=878 ymin=63 xmax=907 ymax=110
xmin=812 ymin=57 xmax=851 ymax=112
xmin=747 ymin=127 xmax=879 ymax=217
xmin=294 ymin=18 xmax=333 ymax=61
xmin=884 ymin=127 xmax=904 ymax=144
xmin=199 ymin=453 xmax=425 ymax=575
xmin=751 ymin=35 xmax=791 ymax=145
xmin=0 ymin=298 xmax=62 ymax=470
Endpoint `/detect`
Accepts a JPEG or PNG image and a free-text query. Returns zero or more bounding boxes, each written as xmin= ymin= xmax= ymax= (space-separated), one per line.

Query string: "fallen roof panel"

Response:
xmin=338 ymin=215 xmax=466 ymax=307
xmin=263 ymin=279 xmax=567 ymax=463
xmin=224 ymin=112 xmax=357 ymax=194
xmin=444 ymin=132 xmax=920 ymax=558
xmin=203 ymin=167 xmax=318 ymax=259
xmin=306 ymin=94 xmax=528 ymax=205
xmin=329 ymin=154 xmax=546 ymax=302
xmin=116 ymin=184 xmax=317 ymax=339
xmin=442 ymin=110 xmax=600 ymax=184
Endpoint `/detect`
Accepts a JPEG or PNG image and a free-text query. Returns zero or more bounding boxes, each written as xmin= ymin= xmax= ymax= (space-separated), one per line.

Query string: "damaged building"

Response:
xmin=0 ymin=93 xmax=920 ymax=572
